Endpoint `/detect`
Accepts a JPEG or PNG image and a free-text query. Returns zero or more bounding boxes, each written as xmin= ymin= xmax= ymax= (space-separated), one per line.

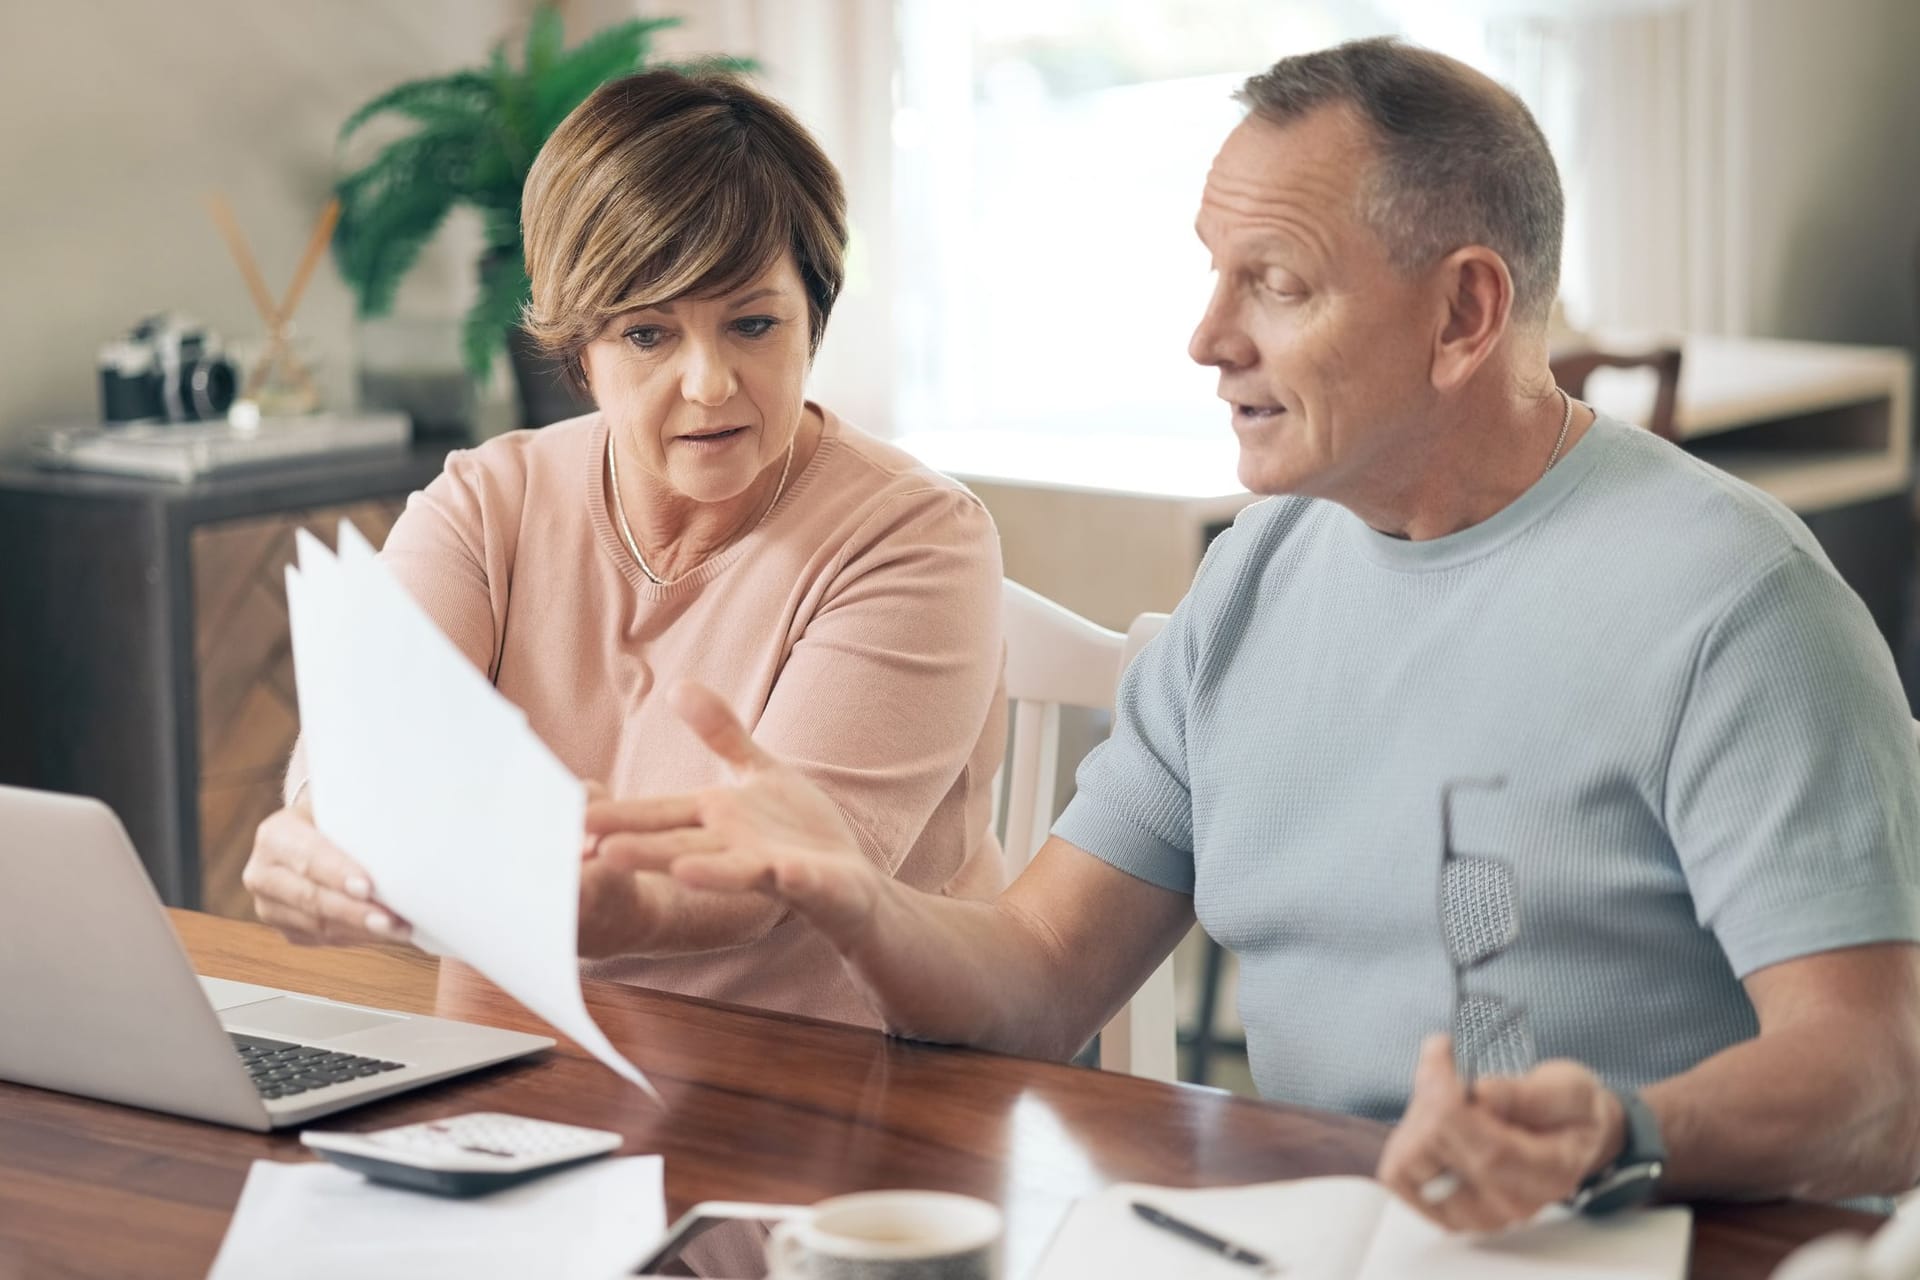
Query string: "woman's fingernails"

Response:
xmin=366 ymin=910 xmax=392 ymax=935
xmin=345 ymin=875 xmax=372 ymax=900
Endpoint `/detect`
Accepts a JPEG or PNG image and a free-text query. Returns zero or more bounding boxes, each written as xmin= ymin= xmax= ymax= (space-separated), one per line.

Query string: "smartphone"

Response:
xmin=631 ymin=1201 xmax=808 ymax=1278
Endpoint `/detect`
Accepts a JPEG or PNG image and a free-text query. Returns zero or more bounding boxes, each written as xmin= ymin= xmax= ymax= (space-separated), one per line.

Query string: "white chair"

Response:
xmin=999 ymin=579 xmax=1178 ymax=1081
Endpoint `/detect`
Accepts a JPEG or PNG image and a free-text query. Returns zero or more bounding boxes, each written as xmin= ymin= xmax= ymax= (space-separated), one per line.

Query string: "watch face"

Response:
xmin=1575 ymin=1160 xmax=1664 ymax=1216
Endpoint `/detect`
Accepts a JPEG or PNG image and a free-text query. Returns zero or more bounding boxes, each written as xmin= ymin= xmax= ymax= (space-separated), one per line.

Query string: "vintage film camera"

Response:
xmin=98 ymin=314 xmax=239 ymax=424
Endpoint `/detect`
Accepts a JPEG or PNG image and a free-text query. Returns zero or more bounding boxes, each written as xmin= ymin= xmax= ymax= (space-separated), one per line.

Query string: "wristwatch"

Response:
xmin=1569 ymin=1088 xmax=1666 ymax=1216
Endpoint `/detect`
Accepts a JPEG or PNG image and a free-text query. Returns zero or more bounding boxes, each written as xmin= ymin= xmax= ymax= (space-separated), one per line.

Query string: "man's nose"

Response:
xmin=1189 ymin=285 xmax=1254 ymax=370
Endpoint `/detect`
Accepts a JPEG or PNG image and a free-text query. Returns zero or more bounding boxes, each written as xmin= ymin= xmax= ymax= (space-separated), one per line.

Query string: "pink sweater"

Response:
xmin=376 ymin=406 xmax=1007 ymax=1026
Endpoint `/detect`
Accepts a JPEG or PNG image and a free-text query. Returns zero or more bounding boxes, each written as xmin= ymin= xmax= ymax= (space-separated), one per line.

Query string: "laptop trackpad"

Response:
xmin=222 ymin=995 xmax=405 ymax=1041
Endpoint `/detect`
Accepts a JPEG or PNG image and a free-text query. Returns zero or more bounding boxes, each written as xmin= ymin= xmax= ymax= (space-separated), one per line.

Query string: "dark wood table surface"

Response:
xmin=0 ymin=911 xmax=1876 ymax=1279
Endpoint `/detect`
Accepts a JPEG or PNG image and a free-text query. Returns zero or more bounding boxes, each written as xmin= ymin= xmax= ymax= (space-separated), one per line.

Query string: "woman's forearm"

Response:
xmin=579 ymin=869 xmax=787 ymax=959
xmin=637 ymin=879 xmax=788 ymax=955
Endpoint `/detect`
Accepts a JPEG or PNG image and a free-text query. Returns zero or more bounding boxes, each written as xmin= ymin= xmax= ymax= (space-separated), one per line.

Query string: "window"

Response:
xmin=890 ymin=1 xmax=1574 ymax=438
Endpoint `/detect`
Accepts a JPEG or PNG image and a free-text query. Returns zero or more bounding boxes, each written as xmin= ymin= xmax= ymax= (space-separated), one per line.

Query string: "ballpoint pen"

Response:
xmin=1130 ymin=1200 xmax=1284 ymax=1276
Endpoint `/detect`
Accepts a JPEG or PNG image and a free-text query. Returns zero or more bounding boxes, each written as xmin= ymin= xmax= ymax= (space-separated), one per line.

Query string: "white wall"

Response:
xmin=0 ymin=0 xmax=606 ymax=452
xmin=1 ymin=0 xmax=1914 ymax=456
xmin=0 ymin=0 xmax=889 ymax=456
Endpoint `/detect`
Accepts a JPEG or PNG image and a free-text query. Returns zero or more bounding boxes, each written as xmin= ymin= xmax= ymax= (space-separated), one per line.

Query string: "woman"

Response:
xmin=242 ymin=69 xmax=1006 ymax=1027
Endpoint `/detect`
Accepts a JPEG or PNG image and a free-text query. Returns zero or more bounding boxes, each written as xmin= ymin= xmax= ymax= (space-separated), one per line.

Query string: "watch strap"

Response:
xmin=1571 ymin=1088 xmax=1666 ymax=1216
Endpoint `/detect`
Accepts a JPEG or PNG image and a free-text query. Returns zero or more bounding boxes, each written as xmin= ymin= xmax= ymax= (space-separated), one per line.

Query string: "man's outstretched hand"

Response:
xmin=584 ymin=681 xmax=886 ymax=949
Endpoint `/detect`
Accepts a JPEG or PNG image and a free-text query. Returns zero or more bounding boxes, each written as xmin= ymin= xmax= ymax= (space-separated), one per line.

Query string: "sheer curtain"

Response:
xmin=891 ymin=0 xmax=1409 ymax=440
xmin=887 ymin=0 xmax=1718 ymax=440
xmin=634 ymin=0 xmax=1751 ymax=439
xmin=1486 ymin=0 xmax=1752 ymax=336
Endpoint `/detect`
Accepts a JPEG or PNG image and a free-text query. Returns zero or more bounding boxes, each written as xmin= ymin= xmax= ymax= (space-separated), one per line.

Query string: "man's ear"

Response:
xmin=1429 ymin=246 xmax=1513 ymax=393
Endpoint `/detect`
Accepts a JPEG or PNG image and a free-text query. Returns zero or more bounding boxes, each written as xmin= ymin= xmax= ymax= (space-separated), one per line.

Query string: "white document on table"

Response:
xmin=207 ymin=1156 xmax=665 ymax=1280
xmin=286 ymin=522 xmax=658 ymax=1101
xmin=1035 ymin=1176 xmax=1691 ymax=1280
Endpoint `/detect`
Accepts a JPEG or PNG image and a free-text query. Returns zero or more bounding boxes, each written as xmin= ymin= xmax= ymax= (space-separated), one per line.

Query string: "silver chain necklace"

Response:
xmin=606 ymin=431 xmax=794 ymax=586
xmin=1542 ymin=386 xmax=1575 ymax=477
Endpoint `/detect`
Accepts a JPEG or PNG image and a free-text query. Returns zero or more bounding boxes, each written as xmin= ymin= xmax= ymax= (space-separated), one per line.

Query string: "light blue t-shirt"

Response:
xmin=1055 ymin=415 xmax=1920 ymax=1121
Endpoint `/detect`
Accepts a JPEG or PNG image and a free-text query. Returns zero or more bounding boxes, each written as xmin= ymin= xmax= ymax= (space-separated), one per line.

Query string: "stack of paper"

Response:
xmin=207 ymin=1156 xmax=664 ymax=1280
xmin=287 ymin=523 xmax=657 ymax=1101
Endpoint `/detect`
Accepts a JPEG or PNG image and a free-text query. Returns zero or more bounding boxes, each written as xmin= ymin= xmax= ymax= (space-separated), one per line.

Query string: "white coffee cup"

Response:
xmin=768 ymin=1190 xmax=1003 ymax=1280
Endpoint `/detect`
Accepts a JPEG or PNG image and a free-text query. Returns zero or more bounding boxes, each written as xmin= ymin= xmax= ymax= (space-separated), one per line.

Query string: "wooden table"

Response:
xmin=0 ymin=912 xmax=1875 ymax=1279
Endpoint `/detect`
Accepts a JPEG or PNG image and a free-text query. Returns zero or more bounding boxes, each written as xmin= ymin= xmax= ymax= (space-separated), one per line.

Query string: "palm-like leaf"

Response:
xmin=333 ymin=130 xmax=468 ymax=316
xmin=332 ymin=5 xmax=738 ymax=385
xmin=523 ymin=6 xmax=566 ymax=79
xmin=338 ymin=71 xmax=495 ymax=145
xmin=532 ymin=18 xmax=681 ymax=137
xmin=465 ymin=248 xmax=530 ymax=381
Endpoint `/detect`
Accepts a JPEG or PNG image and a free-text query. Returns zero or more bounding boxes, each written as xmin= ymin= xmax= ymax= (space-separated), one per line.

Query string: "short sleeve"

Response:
xmin=1051 ymin=531 xmax=1238 ymax=896
xmin=376 ymin=447 xmax=518 ymax=681
xmin=1666 ymin=545 xmax=1920 ymax=977
xmin=751 ymin=486 xmax=1004 ymax=883
xmin=284 ymin=447 xmax=517 ymax=799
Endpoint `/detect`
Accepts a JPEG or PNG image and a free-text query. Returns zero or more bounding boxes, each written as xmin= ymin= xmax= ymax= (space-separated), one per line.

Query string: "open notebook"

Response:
xmin=1035 ymin=1176 xmax=1691 ymax=1279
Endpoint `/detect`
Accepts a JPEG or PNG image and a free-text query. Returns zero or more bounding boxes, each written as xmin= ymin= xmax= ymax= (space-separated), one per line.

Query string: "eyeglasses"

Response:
xmin=1439 ymin=777 xmax=1532 ymax=1097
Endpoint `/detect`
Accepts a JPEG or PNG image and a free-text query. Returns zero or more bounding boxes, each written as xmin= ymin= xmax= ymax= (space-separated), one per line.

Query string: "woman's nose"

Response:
xmin=680 ymin=342 xmax=738 ymax=406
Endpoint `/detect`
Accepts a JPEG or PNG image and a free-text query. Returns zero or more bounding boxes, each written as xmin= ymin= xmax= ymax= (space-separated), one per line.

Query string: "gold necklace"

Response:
xmin=606 ymin=430 xmax=795 ymax=585
xmin=1542 ymin=386 xmax=1575 ymax=477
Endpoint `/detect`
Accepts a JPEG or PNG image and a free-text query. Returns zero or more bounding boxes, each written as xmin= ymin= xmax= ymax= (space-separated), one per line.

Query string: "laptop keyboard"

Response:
xmin=229 ymin=1032 xmax=406 ymax=1101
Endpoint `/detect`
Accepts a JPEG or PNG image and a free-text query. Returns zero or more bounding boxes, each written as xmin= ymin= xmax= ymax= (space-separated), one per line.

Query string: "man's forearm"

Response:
xmin=838 ymin=882 xmax=1100 ymax=1060
xmin=1644 ymin=1016 xmax=1920 ymax=1202
xmin=825 ymin=838 xmax=1194 ymax=1060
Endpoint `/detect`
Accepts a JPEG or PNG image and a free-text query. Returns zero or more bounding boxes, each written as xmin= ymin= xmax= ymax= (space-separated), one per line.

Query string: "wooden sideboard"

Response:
xmin=0 ymin=446 xmax=450 ymax=916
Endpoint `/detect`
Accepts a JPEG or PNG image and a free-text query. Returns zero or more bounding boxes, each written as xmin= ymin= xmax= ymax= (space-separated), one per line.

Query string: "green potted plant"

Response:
xmin=330 ymin=7 xmax=747 ymax=428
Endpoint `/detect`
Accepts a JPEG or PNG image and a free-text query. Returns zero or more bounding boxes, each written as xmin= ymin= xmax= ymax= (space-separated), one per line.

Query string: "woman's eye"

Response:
xmin=623 ymin=326 xmax=665 ymax=350
xmin=734 ymin=317 xmax=777 ymax=338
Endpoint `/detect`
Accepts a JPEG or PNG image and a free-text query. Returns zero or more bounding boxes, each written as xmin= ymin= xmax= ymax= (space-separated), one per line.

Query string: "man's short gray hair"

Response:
xmin=1236 ymin=37 xmax=1564 ymax=328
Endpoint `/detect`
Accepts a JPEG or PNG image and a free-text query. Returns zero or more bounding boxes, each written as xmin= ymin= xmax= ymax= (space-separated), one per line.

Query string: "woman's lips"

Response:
xmin=675 ymin=426 xmax=749 ymax=445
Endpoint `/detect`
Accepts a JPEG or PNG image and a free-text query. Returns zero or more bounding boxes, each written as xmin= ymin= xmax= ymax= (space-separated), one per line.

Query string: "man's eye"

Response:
xmin=623 ymin=326 xmax=665 ymax=349
xmin=734 ymin=317 xmax=777 ymax=338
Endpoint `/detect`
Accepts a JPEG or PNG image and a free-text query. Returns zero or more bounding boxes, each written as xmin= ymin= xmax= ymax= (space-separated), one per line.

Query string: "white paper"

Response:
xmin=207 ymin=1156 xmax=664 ymax=1280
xmin=1034 ymin=1177 xmax=1691 ymax=1280
xmin=286 ymin=523 xmax=659 ymax=1101
xmin=1356 ymin=1196 xmax=1692 ymax=1280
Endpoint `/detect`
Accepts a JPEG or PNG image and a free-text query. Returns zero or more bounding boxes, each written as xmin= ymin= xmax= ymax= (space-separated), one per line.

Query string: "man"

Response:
xmin=601 ymin=38 xmax=1920 ymax=1228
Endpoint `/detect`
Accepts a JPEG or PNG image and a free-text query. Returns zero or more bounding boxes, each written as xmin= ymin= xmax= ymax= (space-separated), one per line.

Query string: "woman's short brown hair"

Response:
xmin=520 ymin=69 xmax=848 ymax=382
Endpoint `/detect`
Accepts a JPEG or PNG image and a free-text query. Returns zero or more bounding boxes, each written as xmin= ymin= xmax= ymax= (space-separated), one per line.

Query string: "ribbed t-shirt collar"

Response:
xmin=1344 ymin=412 xmax=1621 ymax=572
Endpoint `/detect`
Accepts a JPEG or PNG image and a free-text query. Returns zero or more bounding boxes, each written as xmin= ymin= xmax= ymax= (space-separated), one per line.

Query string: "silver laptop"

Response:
xmin=0 ymin=785 xmax=553 ymax=1131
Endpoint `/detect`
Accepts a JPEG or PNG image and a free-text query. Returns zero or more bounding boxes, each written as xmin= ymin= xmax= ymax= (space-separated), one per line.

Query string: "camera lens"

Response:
xmin=189 ymin=355 xmax=238 ymax=420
